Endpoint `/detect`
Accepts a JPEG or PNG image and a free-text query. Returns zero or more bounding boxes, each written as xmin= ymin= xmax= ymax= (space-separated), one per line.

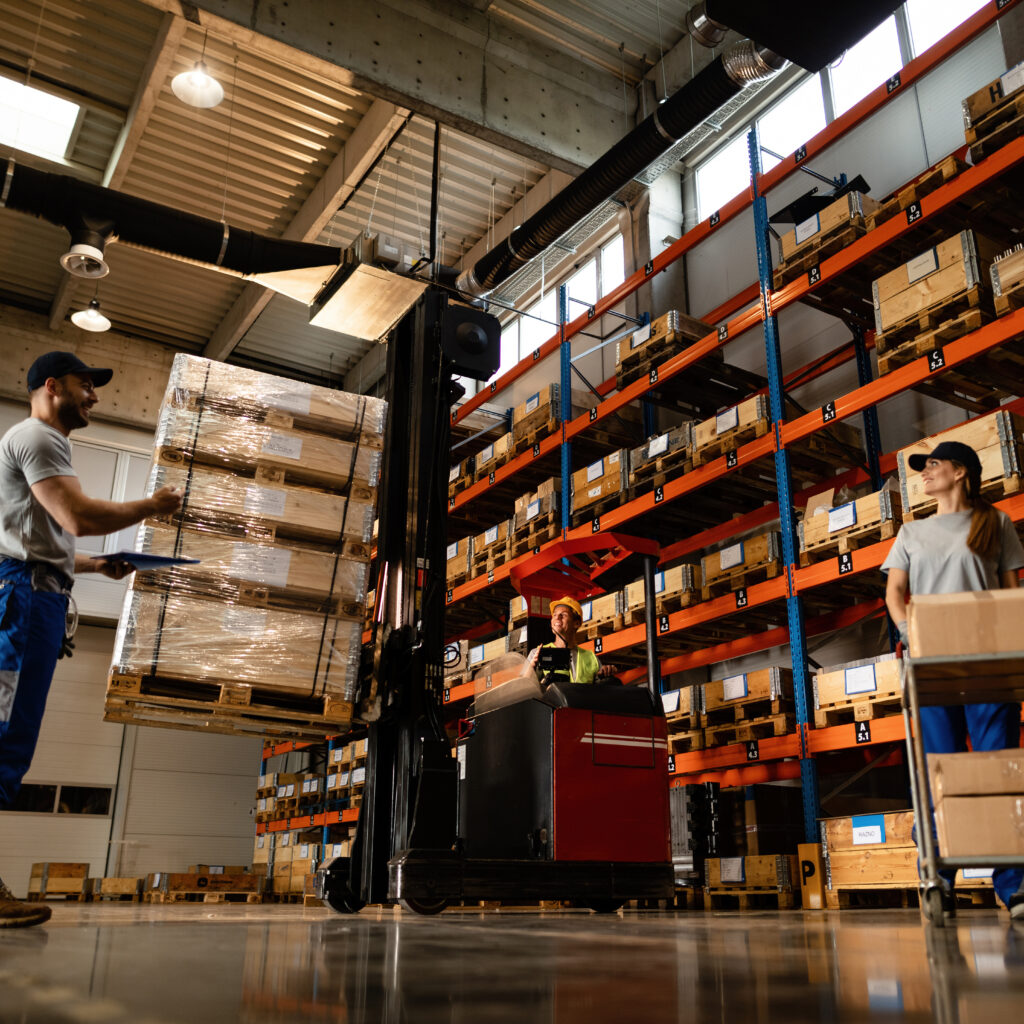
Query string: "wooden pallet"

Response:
xmin=875 ymin=283 xmax=988 ymax=353
xmin=703 ymin=711 xmax=795 ymax=748
xmin=512 ymin=415 xmax=560 ymax=451
xmin=701 ymin=695 xmax=792 ymax=730
xmin=773 ymin=222 xmax=865 ymax=289
xmin=705 ymin=887 xmax=798 ymax=911
xmin=469 ymin=550 xmax=509 ymax=580
xmin=864 ymin=154 xmax=968 ymax=232
xmin=814 ymin=692 xmax=902 ymax=729
xmin=692 ymin=417 xmax=771 ymax=467
xmin=577 ymin=616 xmax=620 ymax=643
xmin=508 ymin=520 xmax=562 ymax=558
xmin=26 ymin=863 xmax=91 ymax=901
xmin=701 ymin=559 xmax=782 ymax=601
xmin=877 ymin=307 xmax=991 ymax=372
xmin=616 ymin=331 xmax=697 ymax=389
xmin=667 ymin=728 xmax=705 ymax=754
xmin=903 ymin=471 xmax=1023 ymax=521
xmin=968 ymin=92 xmax=1024 ymax=162
xmin=144 ymin=872 xmax=265 ymax=904
xmin=799 ymin=517 xmax=899 ymax=565
xmin=570 ymin=492 xmax=623 ymax=529
xmin=91 ymin=878 xmax=145 ymax=902
xmin=628 ymin=445 xmax=694 ymax=488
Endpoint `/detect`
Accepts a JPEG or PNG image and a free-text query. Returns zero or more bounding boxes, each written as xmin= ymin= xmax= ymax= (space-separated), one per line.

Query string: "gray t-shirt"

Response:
xmin=0 ymin=417 xmax=76 ymax=579
xmin=881 ymin=509 xmax=1024 ymax=594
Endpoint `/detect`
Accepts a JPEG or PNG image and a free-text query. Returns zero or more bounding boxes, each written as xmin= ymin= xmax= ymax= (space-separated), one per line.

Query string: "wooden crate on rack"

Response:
xmin=991 ymin=243 xmax=1024 ymax=315
xmin=473 ymin=432 xmax=515 ymax=481
xmin=798 ymin=484 xmax=902 ymax=564
xmin=661 ymin=685 xmax=703 ymax=754
xmin=510 ymin=487 xmax=561 ymax=556
xmin=627 ymin=423 xmax=694 ymax=493
xmin=467 ymin=636 xmax=510 ymax=676
xmin=615 ymin=310 xmax=713 ymax=384
xmin=964 ymin=62 xmax=1024 ymax=162
xmin=446 ymin=536 xmax=472 ymax=587
xmin=578 ymin=592 xmax=622 ymax=642
xmin=813 ymin=653 xmax=902 ymax=728
xmin=897 ymin=408 xmax=1024 ymax=518
xmin=511 ymin=385 xmax=589 ymax=449
xmin=623 ymin=563 xmax=702 ymax=625
xmin=570 ymin=450 xmax=627 ymax=524
xmin=692 ymin=395 xmax=770 ymax=466
xmin=448 ymin=456 xmax=474 ymax=501
xmin=469 ymin=519 xmax=511 ymax=578
xmin=508 ymin=593 xmax=547 ymax=629
xmin=704 ymin=855 xmax=799 ymax=910
xmin=701 ymin=667 xmax=793 ymax=738
xmin=701 ymin=530 xmax=782 ymax=599
xmin=864 ymin=153 xmax=967 ymax=232
xmin=820 ymin=811 xmax=918 ymax=908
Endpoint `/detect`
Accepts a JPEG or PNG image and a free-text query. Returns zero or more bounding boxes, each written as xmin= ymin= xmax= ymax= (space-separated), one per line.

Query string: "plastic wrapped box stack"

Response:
xmin=104 ymin=354 xmax=386 ymax=740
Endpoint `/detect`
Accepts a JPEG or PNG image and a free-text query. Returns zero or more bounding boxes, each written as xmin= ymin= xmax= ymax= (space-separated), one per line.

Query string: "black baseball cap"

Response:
xmin=908 ymin=440 xmax=982 ymax=480
xmin=27 ymin=351 xmax=113 ymax=391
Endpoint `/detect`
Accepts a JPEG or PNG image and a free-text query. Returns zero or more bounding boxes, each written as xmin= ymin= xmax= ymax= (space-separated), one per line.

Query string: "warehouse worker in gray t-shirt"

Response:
xmin=881 ymin=440 xmax=1024 ymax=921
xmin=0 ymin=351 xmax=181 ymax=928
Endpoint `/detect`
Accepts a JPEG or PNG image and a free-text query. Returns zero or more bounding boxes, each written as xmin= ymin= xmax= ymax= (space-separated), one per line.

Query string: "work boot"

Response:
xmin=0 ymin=876 xmax=51 ymax=928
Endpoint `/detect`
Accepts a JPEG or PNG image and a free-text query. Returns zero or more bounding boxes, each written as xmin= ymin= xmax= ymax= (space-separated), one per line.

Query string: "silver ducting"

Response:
xmin=721 ymin=40 xmax=789 ymax=85
xmin=686 ymin=2 xmax=728 ymax=48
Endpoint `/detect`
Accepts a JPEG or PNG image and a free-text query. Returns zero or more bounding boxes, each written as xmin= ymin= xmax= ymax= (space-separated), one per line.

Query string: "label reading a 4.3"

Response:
xmin=746 ymin=740 xmax=760 ymax=761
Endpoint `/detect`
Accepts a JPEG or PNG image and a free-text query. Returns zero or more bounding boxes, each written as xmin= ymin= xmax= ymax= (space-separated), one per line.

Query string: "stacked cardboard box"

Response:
xmin=105 ymin=354 xmax=385 ymax=739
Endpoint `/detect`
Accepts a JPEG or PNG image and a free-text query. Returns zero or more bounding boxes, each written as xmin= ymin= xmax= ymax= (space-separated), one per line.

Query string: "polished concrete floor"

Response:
xmin=1 ymin=903 xmax=1022 ymax=1023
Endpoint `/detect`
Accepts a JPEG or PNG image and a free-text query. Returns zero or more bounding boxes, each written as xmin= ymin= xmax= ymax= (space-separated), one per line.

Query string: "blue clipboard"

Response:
xmin=90 ymin=552 xmax=200 ymax=571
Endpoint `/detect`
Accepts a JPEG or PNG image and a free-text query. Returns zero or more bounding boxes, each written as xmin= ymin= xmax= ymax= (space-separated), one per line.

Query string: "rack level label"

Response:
xmin=746 ymin=740 xmax=759 ymax=761
xmin=594 ymin=636 xmax=603 ymax=654
xmin=654 ymin=485 xmax=664 ymax=503
xmin=659 ymin=614 xmax=670 ymax=634
xmin=838 ymin=552 xmax=854 ymax=575
xmin=855 ymin=720 xmax=872 ymax=745
xmin=927 ymin=347 xmax=945 ymax=371
xmin=886 ymin=71 xmax=901 ymax=93
xmin=735 ymin=587 xmax=748 ymax=608
xmin=808 ymin=264 xmax=821 ymax=285
xmin=822 ymin=400 xmax=837 ymax=423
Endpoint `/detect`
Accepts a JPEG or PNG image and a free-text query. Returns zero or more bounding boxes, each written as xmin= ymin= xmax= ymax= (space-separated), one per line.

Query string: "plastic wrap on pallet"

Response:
xmin=149 ymin=462 xmax=376 ymax=546
xmin=134 ymin=523 xmax=369 ymax=613
xmin=165 ymin=353 xmax=387 ymax=445
xmin=155 ymin=405 xmax=381 ymax=492
xmin=111 ymin=588 xmax=363 ymax=699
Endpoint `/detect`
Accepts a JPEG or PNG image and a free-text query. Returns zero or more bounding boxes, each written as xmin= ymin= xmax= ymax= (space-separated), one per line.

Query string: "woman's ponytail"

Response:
xmin=956 ymin=460 xmax=1001 ymax=560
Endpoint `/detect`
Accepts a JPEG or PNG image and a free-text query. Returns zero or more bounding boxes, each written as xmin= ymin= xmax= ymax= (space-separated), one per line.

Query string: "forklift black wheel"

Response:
xmin=587 ymin=900 xmax=624 ymax=914
xmin=400 ymin=897 xmax=448 ymax=916
xmin=325 ymin=886 xmax=366 ymax=914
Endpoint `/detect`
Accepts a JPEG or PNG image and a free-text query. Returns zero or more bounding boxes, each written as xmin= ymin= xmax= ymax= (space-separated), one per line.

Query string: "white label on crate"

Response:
xmin=458 ymin=744 xmax=467 ymax=780
xmin=449 ymin=464 xmax=460 ymax=483
xmin=795 ymin=212 xmax=821 ymax=245
xmin=648 ymin=433 xmax=669 ymax=457
xmin=962 ymin=868 xmax=993 ymax=880
xmin=526 ymin=500 xmax=540 ymax=521
xmin=485 ymin=526 xmax=499 ymax=545
xmin=587 ymin=459 xmax=604 ymax=483
xmin=519 ymin=627 xmax=528 ymax=643
xmin=1002 ymin=64 xmax=1024 ymax=97
xmin=244 ymin=485 xmax=287 ymax=519
xmin=719 ymin=542 xmax=744 ymax=570
xmin=273 ymin=383 xmax=313 ymax=416
xmin=828 ymin=502 xmax=857 ymax=533
xmin=261 ymin=432 xmax=303 ymax=460
xmin=722 ymin=674 xmax=747 ymax=702
xmin=581 ymin=601 xmax=593 ymax=622
xmin=851 ymin=814 xmax=885 ymax=845
xmin=331 ymin=747 xmax=344 ymax=763
xmin=715 ymin=406 xmax=739 ymax=435
xmin=308 ymin=780 xmax=319 ymax=793
xmin=631 ymin=324 xmax=652 ymax=349
xmin=844 ymin=664 xmax=877 ymax=696
xmin=285 ymin=784 xmax=295 ymax=798
xmin=301 ymin=780 xmax=310 ymax=793
xmin=447 ymin=542 xmax=459 ymax=561
xmin=479 ymin=444 xmax=494 ymax=464
xmin=610 ymin=451 xmax=620 ymax=464
xmin=257 ymin=835 xmax=265 ymax=849
xmin=469 ymin=645 xmax=485 ymax=666
xmin=340 ymin=771 xmax=350 ymax=786
xmin=231 ymin=542 xmax=291 ymax=588
xmin=867 ymin=979 xmax=901 ymax=1002
xmin=222 ymin=606 xmax=267 ymax=638
xmin=720 ymin=857 xmax=746 ymax=883
xmin=258 ymin=798 xmax=266 ymax=811
xmin=661 ymin=690 xmax=680 ymax=713
xmin=906 ymin=248 xmax=938 ymax=284
xmin=351 ymin=767 xmax=366 ymax=785
xmin=525 ymin=392 xmax=540 ymax=414
xmin=276 ymin=785 xmax=287 ymax=798
xmin=655 ymin=571 xmax=666 ymax=594
xmin=279 ymin=833 xmax=290 ymax=846
xmin=588 ymin=485 xmax=603 ymax=499
xmin=300 ymin=845 xmax=310 ymax=857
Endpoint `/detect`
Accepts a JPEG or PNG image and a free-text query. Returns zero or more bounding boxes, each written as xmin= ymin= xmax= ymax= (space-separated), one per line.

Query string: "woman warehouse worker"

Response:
xmin=882 ymin=439 xmax=1024 ymax=920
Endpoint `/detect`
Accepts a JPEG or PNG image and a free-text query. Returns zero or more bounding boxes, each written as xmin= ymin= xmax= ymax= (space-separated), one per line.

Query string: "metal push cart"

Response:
xmin=901 ymin=651 xmax=1024 ymax=926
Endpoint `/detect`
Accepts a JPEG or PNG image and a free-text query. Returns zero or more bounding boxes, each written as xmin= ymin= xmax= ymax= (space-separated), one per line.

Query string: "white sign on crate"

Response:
xmin=479 ymin=443 xmax=493 ymax=464
xmin=828 ymin=502 xmax=857 ymax=533
xmin=587 ymin=459 xmax=605 ymax=483
xmin=261 ymin=433 xmax=303 ymax=460
xmin=715 ymin=406 xmax=740 ymax=435
xmin=447 ymin=542 xmax=460 ymax=561
xmin=232 ymin=542 xmax=292 ymax=588
xmin=720 ymin=857 xmax=746 ymax=883
xmin=485 ymin=525 xmax=499 ymax=545
xmin=719 ymin=542 xmax=744 ymax=570
xmin=449 ymin=464 xmax=460 ymax=483
xmin=722 ymin=674 xmax=747 ymax=702
xmin=661 ymin=690 xmax=681 ymax=713
xmin=527 ymin=500 xmax=540 ymax=521
xmin=851 ymin=814 xmax=885 ymax=846
xmin=844 ymin=664 xmax=877 ymax=696
xmin=631 ymin=323 xmax=652 ymax=348
xmin=649 ymin=433 xmax=669 ymax=457
xmin=906 ymin=247 xmax=939 ymax=284
xmin=525 ymin=393 xmax=540 ymax=414
xmin=244 ymin=485 xmax=287 ymax=518
xmin=795 ymin=212 xmax=821 ymax=245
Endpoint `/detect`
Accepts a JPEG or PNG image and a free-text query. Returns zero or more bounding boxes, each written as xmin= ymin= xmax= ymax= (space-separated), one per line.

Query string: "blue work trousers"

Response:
xmin=920 ymin=701 xmax=1024 ymax=908
xmin=0 ymin=559 xmax=67 ymax=809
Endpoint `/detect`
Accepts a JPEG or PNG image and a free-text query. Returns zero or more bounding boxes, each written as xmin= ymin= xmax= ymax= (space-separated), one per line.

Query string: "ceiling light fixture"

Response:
xmin=71 ymin=294 xmax=111 ymax=333
xmin=171 ymin=31 xmax=224 ymax=108
xmin=59 ymin=239 xmax=109 ymax=278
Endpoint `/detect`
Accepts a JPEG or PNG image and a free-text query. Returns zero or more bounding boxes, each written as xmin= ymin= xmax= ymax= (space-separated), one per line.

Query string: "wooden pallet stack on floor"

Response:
xmin=91 ymin=878 xmax=145 ymax=902
xmin=104 ymin=354 xmax=384 ymax=741
xmin=25 ymin=862 xmax=91 ymax=902
xmin=700 ymin=667 xmax=794 ymax=748
xmin=704 ymin=854 xmax=800 ymax=910
xmin=144 ymin=870 xmax=266 ymax=904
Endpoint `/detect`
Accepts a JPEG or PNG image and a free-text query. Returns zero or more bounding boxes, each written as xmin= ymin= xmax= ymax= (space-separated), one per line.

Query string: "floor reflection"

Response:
xmin=0 ymin=905 xmax=1021 ymax=1023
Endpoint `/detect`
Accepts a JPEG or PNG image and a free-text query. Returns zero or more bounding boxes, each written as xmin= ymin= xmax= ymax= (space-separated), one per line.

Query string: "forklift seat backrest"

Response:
xmin=542 ymin=682 xmax=658 ymax=716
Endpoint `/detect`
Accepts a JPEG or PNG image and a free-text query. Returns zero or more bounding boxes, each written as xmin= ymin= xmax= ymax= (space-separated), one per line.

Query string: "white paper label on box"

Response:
xmin=906 ymin=248 xmax=939 ymax=284
xmin=301 ymin=780 xmax=310 ymax=793
xmin=299 ymin=845 xmax=310 ymax=858
xmin=655 ymin=571 xmax=665 ymax=594
xmin=457 ymin=744 xmax=467 ymax=780
xmin=351 ymin=767 xmax=366 ymax=785
xmin=485 ymin=526 xmax=499 ymax=545
xmin=526 ymin=500 xmax=540 ymax=521
xmin=479 ymin=444 xmax=493 ymax=464
xmin=581 ymin=601 xmax=593 ymax=622
xmin=231 ymin=542 xmax=292 ymax=588
xmin=222 ymin=606 xmax=267 ymax=638
xmin=340 ymin=771 xmax=350 ymax=786
xmin=1001 ymin=63 xmax=1024 ymax=97
xmin=722 ymin=674 xmax=748 ymax=702
xmin=828 ymin=502 xmax=857 ymax=532
xmin=469 ymin=645 xmax=485 ymax=665
xmin=244 ymin=485 xmax=287 ymax=518
xmin=631 ymin=323 xmax=652 ymax=348
xmin=795 ymin=212 xmax=821 ymax=245
xmin=258 ymin=798 xmax=266 ymax=811
xmin=285 ymin=784 xmax=295 ymax=797
xmin=661 ymin=690 xmax=681 ymax=713
xmin=962 ymin=868 xmax=993 ymax=880
xmin=588 ymin=485 xmax=603 ymax=499
xmin=716 ymin=406 xmax=740 ymax=435
xmin=610 ymin=451 xmax=620 ymax=464
xmin=844 ymin=664 xmax=877 ymax=696
xmin=525 ymin=392 xmax=540 ymax=414
xmin=279 ymin=833 xmax=290 ymax=846
xmin=447 ymin=542 xmax=459 ymax=561
xmin=257 ymin=835 xmax=265 ymax=848
xmin=273 ymin=382 xmax=313 ymax=416
xmin=449 ymin=464 xmax=460 ymax=483
xmin=720 ymin=857 xmax=745 ymax=883
xmin=719 ymin=542 xmax=744 ymax=570
xmin=851 ymin=814 xmax=885 ymax=845
xmin=276 ymin=785 xmax=286 ymax=798
xmin=587 ymin=459 xmax=604 ymax=483
xmin=519 ymin=627 xmax=528 ymax=643
xmin=331 ymin=747 xmax=344 ymax=762
xmin=308 ymin=779 xmax=319 ymax=792
xmin=261 ymin=432 xmax=303 ymax=460
xmin=648 ymin=433 xmax=669 ymax=457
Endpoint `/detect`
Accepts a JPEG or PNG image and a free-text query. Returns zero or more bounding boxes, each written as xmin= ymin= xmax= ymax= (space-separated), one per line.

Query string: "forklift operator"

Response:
xmin=526 ymin=597 xmax=617 ymax=685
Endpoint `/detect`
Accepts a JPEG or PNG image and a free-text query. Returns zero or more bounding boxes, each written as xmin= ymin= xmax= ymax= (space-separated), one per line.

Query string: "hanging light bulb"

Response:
xmin=171 ymin=31 xmax=224 ymax=108
xmin=71 ymin=297 xmax=111 ymax=333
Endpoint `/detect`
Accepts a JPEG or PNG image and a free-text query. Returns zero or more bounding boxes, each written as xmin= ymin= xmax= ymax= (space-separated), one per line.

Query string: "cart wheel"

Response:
xmin=320 ymin=860 xmax=366 ymax=915
xmin=400 ymin=897 xmax=448 ymax=916
xmin=921 ymin=887 xmax=946 ymax=928
xmin=587 ymin=900 xmax=624 ymax=914
xmin=325 ymin=885 xmax=366 ymax=915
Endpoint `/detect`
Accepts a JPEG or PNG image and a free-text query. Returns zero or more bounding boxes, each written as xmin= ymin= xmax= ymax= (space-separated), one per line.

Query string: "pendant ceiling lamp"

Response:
xmin=71 ymin=293 xmax=111 ymax=333
xmin=171 ymin=31 xmax=224 ymax=108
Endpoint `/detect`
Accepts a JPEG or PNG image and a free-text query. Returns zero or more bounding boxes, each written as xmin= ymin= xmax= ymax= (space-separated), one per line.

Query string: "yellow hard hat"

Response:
xmin=550 ymin=596 xmax=583 ymax=619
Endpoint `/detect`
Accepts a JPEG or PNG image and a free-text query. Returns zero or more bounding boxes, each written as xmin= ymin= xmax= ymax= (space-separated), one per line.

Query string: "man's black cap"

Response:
xmin=27 ymin=351 xmax=114 ymax=391
xmin=908 ymin=440 xmax=982 ymax=480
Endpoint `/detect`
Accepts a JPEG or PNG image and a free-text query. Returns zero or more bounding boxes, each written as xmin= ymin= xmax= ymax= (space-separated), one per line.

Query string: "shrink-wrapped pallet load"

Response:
xmin=105 ymin=354 xmax=386 ymax=739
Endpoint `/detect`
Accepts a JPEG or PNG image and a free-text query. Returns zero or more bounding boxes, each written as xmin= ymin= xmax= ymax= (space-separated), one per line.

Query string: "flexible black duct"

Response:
xmin=457 ymin=42 xmax=786 ymax=297
xmin=0 ymin=159 xmax=340 ymax=275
